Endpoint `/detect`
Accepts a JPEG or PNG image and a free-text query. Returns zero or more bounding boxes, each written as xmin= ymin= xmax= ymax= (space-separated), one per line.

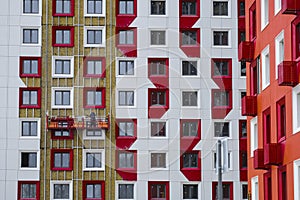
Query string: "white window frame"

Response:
xmin=213 ymin=151 xmax=232 ymax=170
xmin=20 ymin=150 xmax=40 ymax=170
xmin=251 ymin=176 xmax=259 ymax=200
xmin=213 ymin=121 xmax=231 ymax=138
xmin=22 ymin=0 xmax=42 ymax=15
xmin=212 ymin=0 xmax=231 ymax=18
xmin=116 ymin=58 xmax=136 ymax=77
xmin=261 ymin=45 xmax=270 ymax=90
xmin=84 ymin=0 xmax=105 ymax=16
xmin=150 ymin=30 xmax=167 ymax=46
xmin=52 ymin=56 xmax=74 ymax=78
xmin=275 ymin=31 xmax=284 ymax=79
xmin=117 ymin=90 xmax=135 ymax=107
xmin=241 ymin=182 xmax=248 ymax=200
xmin=19 ymin=118 xmax=41 ymax=139
xmin=150 ymin=151 xmax=168 ymax=170
xmin=84 ymin=26 xmax=105 ymax=47
xmin=83 ymin=149 xmax=105 ymax=171
xmin=250 ymin=117 xmax=258 ymax=157
xmin=50 ymin=181 xmax=73 ymax=200
xmin=116 ymin=181 xmax=136 ymax=200
xmin=261 ymin=0 xmax=269 ymax=30
xmin=293 ymin=85 xmax=300 ymax=134
xmin=181 ymin=182 xmax=200 ymax=200
xmin=212 ymin=29 xmax=231 ymax=48
xmin=83 ymin=129 xmax=105 ymax=140
xmin=274 ymin=0 xmax=281 ymax=15
xmin=150 ymin=0 xmax=167 ymax=16
xmin=181 ymin=59 xmax=199 ymax=77
xmin=181 ymin=90 xmax=199 ymax=107
xmin=21 ymin=27 xmax=41 ymax=46
xmin=294 ymin=159 xmax=300 ymax=200
xmin=51 ymin=87 xmax=74 ymax=109
xmin=149 ymin=119 xmax=168 ymax=138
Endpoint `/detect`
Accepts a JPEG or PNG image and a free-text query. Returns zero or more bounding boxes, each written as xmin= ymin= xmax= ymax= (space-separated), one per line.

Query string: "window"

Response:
xmin=261 ymin=0 xmax=269 ymax=29
xmin=85 ymin=129 xmax=104 ymax=138
xmin=51 ymin=150 xmax=73 ymax=170
xmin=181 ymin=120 xmax=200 ymax=137
xmin=85 ymin=0 xmax=103 ymax=15
xmin=263 ymin=108 xmax=271 ymax=146
xmin=83 ymin=181 xmax=104 ymax=200
xmin=250 ymin=3 xmax=256 ymax=40
xmin=85 ymin=27 xmax=104 ymax=47
xmin=83 ymin=150 xmax=104 ymax=170
xmin=183 ymin=184 xmax=198 ymax=199
xmin=53 ymin=27 xmax=74 ymax=47
xmin=150 ymin=91 xmax=166 ymax=106
xmin=84 ymin=88 xmax=105 ymax=108
xmin=53 ymin=0 xmax=74 ymax=16
xmin=149 ymin=182 xmax=169 ymax=200
xmin=277 ymin=98 xmax=286 ymax=141
xmin=240 ymin=61 xmax=246 ymax=77
xmin=182 ymin=91 xmax=197 ymax=106
xmin=118 ymin=91 xmax=134 ymax=106
xmin=274 ymin=0 xmax=281 ymax=14
xmin=251 ymin=176 xmax=259 ymax=200
xmin=51 ymin=181 xmax=72 ymax=200
xmin=212 ymin=182 xmax=233 ymax=200
xmin=119 ymin=0 xmax=134 ymax=14
xmin=119 ymin=60 xmax=134 ymax=75
xmin=18 ymin=181 xmax=39 ymax=200
xmin=239 ymin=120 xmax=247 ymax=138
xmin=182 ymin=61 xmax=197 ymax=76
xmin=294 ymin=159 xmax=300 ymax=200
xmin=20 ymin=88 xmax=41 ymax=108
xmin=151 ymin=0 xmax=166 ymax=15
xmin=151 ymin=122 xmax=166 ymax=137
xmin=118 ymin=151 xmax=134 ymax=168
xmin=261 ymin=46 xmax=270 ymax=90
xmin=151 ymin=153 xmax=166 ymax=168
xmin=118 ymin=30 xmax=134 ymax=45
xmin=213 ymin=31 xmax=229 ymax=46
xmin=213 ymin=90 xmax=230 ymax=107
xmin=23 ymin=28 xmax=39 ymax=44
xmin=264 ymin=172 xmax=272 ymax=200
xmin=182 ymin=152 xmax=198 ymax=168
xmin=275 ymin=31 xmax=284 ymax=79
xmin=53 ymin=130 xmax=71 ymax=138
xmin=250 ymin=57 xmax=260 ymax=95
xmin=21 ymin=121 xmax=38 ymax=136
xmin=293 ymin=18 xmax=300 ymax=60
xmin=240 ymin=151 xmax=247 ymax=168
xmin=182 ymin=0 xmax=197 ymax=15
xmin=213 ymin=152 xmax=231 ymax=169
xmin=149 ymin=59 xmax=167 ymax=76
xmin=150 ymin=31 xmax=166 ymax=45
xmin=241 ymin=183 xmax=248 ymax=200
xmin=212 ymin=59 xmax=231 ymax=77
xmin=23 ymin=0 xmax=39 ymax=14
xmin=239 ymin=1 xmax=245 ymax=16
xmin=213 ymin=1 xmax=228 ymax=16
xmin=293 ymin=85 xmax=300 ymax=133
xmin=240 ymin=91 xmax=246 ymax=107
xmin=278 ymin=166 xmax=287 ymax=200
xmin=21 ymin=152 xmax=37 ymax=168
xmin=52 ymin=88 xmax=73 ymax=108
xmin=250 ymin=117 xmax=258 ymax=157
xmin=239 ymin=30 xmax=246 ymax=43
xmin=52 ymin=56 xmax=74 ymax=78
xmin=181 ymin=30 xmax=197 ymax=45
xmin=118 ymin=184 xmax=134 ymax=199
xmin=118 ymin=120 xmax=135 ymax=137
xmin=84 ymin=57 xmax=105 ymax=78
xmin=214 ymin=122 xmax=229 ymax=137
xmin=20 ymin=57 xmax=41 ymax=77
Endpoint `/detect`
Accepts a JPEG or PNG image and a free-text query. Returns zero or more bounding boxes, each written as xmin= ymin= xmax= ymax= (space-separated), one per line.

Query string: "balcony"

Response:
xmin=278 ymin=61 xmax=298 ymax=86
xmin=264 ymin=143 xmax=283 ymax=166
xmin=241 ymin=96 xmax=257 ymax=116
xmin=238 ymin=41 xmax=254 ymax=62
xmin=282 ymin=0 xmax=300 ymax=14
xmin=253 ymin=149 xmax=267 ymax=170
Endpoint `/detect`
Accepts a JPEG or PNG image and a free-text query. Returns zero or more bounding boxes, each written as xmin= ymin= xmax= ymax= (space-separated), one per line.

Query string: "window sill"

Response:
xmin=20 ymin=105 xmax=41 ymax=109
xmin=83 ymin=168 xmax=105 ymax=171
xmin=53 ymin=13 xmax=74 ymax=17
xmin=51 ymin=167 xmax=73 ymax=171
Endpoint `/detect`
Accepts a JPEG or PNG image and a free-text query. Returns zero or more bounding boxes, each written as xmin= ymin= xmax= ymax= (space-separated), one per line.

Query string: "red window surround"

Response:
xmin=116 ymin=150 xmax=137 ymax=181
xmin=148 ymin=88 xmax=169 ymax=109
xmin=83 ymin=57 xmax=106 ymax=78
xmin=18 ymin=181 xmax=40 ymax=200
xmin=250 ymin=59 xmax=258 ymax=96
xmin=249 ymin=2 xmax=256 ymax=41
xmin=211 ymin=58 xmax=232 ymax=89
xmin=212 ymin=182 xmax=233 ymax=200
xmin=19 ymin=57 xmax=42 ymax=78
xmin=52 ymin=0 xmax=74 ymax=17
xmin=179 ymin=28 xmax=200 ymax=57
xmin=179 ymin=0 xmax=200 ymax=28
xmin=278 ymin=166 xmax=287 ymax=200
xmin=277 ymin=97 xmax=286 ymax=142
xmin=180 ymin=119 xmax=201 ymax=151
xmin=51 ymin=129 xmax=74 ymax=140
xmin=263 ymin=108 xmax=271 ymax=146
xmin=116 ymin=28 xmax=137 ymax=57
xmin=83 ymin=87 xmax=106 ymax=109
xmin=212 ymin=89 xmax=232 ymax=108
xmin=264 ymin=171 xmax=272 ymax=200
xmin=116 ymin=0 xmax=137 ymax=28
xmin=82 ymin=181 xmax=105 ymax=200
xmin=148 ymin=58 xmax=169 ymax=88
xmin=292 ymin=16 xmax=300 ymax=61
xmin=19 ymin=87 xmax=41 ymax=109
xmin=148 ymin=181 xmax=169 ymax=200
xmin=50 ymin=149 xmax=73 ymax=171
xmin=115 ymin=119 xmax=137 ymax=149
xmin=180 ymin=150 xmax=201 ymax=181
xmin=52 ymin=26 xmax=74 ymax=47
xmin=239 ymin=120 xmax=247 ymax=139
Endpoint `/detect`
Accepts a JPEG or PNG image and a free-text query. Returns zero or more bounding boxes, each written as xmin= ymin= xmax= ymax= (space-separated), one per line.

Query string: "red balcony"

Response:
xmin=282 ymin=0 xmax=300 ymax=14
xmin=253 ymin=149 xmax=267 ymax=170
xmin=264 ymin=143 xmax=283 ymax=166
xmin=238 ymin=41 xmax=254 ymax=62
xmin=241 ymin=96 xmax=257 ymax=116
xmin=278 ymin=61 xmax=298 ymax=86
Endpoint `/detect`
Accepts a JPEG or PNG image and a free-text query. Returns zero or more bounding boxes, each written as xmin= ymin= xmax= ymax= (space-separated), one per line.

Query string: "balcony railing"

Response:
xmin=241 ymin=96 xmax=257 ymax=116
xmin=253 ymin=149 xmax=268 ymax=170
xmin=238 ymin=41 xmax=254 ymax=62
xmin=264 ymin=143 xmax=283 ymax=166
xmin=278 ymin=61 xmax=298 ymax=87
xmin=282 ymin=0 xmax=300 ymax=14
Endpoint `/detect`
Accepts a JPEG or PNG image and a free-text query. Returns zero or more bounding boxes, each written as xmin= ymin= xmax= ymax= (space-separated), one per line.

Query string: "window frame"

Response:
xmin=116 ymin=181 xmax=136 ymax=200
xmin=251 ymin=176 xmax=259 ymax=200
xmin=180 ymin=29 xmax=199 ymax=46
xmin=277 ymin=97 xmax=286 ymax=142
xmin=239 ymin=120 xmax=247 ymax=139
xmin=83 ymin=57 xmax=106 ymax=78
xmin=84 ymin=26 xmax=105 ymax=47
xmin=274 ymin=0 xmax=281 ymax=15
xmin=212 ymin=89 xmax=231 ymax=108
xmin=241 ymin=182 xmax=248 ymax=200
xmin=19 ymin=87 xmax=41 ymax=109
xmin=212 ymin=30 xmax=230 ymax=47
xmin=148 ymin=58 xmax=169 ymax=77
xmin=83 ymin=149 xmax=105 ymax=171
xmin=278 ymin=166 xmax=287 ymax=200
xmin=117 ymin=150 xmax=136 ymax=170
xmin=83 ymin=129 xmax=105 ymax=140
xmin=117 ymin=58 xmax=135 ymax=76
xmin=263 ymin=107 xmax=271 ymax=146
xmin=180 ymin=119 xmax=201 ymax=138
xmin=52 ymin=0 xmax=74 ymax=16
xmin=83 ymin=87 xmax=106 ymax=109
xmin=51 ymin=129 xmax=74 ymax=140
xmin=214 ymin=121 xmax=230 ymax=137
xmin=20 ymin=151 xmax=39 ymax=169
xmin=50 ymin=181 xmax=73 ymax=200
xmin=20 ymin=118 xmax=40 ymax=138
xmin=51 ymin=149 xmax=73 ymax=171
xmin=261 ymin=0 xmax=269 ymax=30
xmin=211 ymin=58 xmax=232 ymax=78
xmin=212 ymin=182 xmax=233 ymax=200
xmin=149 ymin=89 xmax=168 ymax=107
xmin=182 ymin=183 xmax=199 ymax=199
xmin=116 ymin=119 xmax=137 ymax=138
xmin=292 ymin=16 xmax=300 ymax=62
xmin=182 ymin=91 xmax=198 ymax=107
xmin=118 ymin=90 xmax=135 ymax=107
xmin=264 ymin=171 xmax=272 ymax=200
xmin=150 ymin=152 xmax=167 ymax=169
xmin=20 ymin=57 xmax=42 ymax=78
xmin=150 ymin=121 xmax=167 ymax=137
xmin=51 ymin=87 xmax=73 ymax=109
xmin=117 ymin=28 xmax=136 ymax=45
xmin=212 ymin=0 xmax=230 ymax=17
xmin=275 ymin=30 xmax=284 ymax=79
xmin=150 ymin=0 xmax=166 ymax=15
xmin=82 ymin=181 xmax=105 ymax=200
xmin=150 ymin=30 xmax=166 ymax=46
xmin=117 ymin=0 xmax=135 ymax=15
xmin=180 ymin=0 xmax=198 ymax=16
xmin=52 ymin=26 xmax=74 ymax=47
xmin=22 ymin=0 xmax=41 ymax=15
xmin=249 ymin=2 xmax=256 ymax=41
xmin=84 ymin=0 xmax=105 ymax=16
xmin=52 ymin=56 xmax=74 ymax=78
xmin=181 ymin=59 xmax=199 ymax=77
xmin=22 ymin=27 xmax=40 ymax=45
xmin=181 ymin=151 xmax=200 ymax=169
xmin=18 ymin=181 xmax=40 ymax=200
xmin=261 ymin=45 xmax=270 ymax=90
xmin=250 ymin=117 xmax=258 ymax=157
xmin=148 ymin=181 xmax=169 ymax=200
xmin=240 ymin=61 xmax=246 ymax=77
xmin=293 ymin=84 xmax=300 ymax=134
xmin=294 ymin=159 xmax=300 ymax=200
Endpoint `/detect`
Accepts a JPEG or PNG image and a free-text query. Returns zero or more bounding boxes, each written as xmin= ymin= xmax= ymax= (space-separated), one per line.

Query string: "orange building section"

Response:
xmin=243 ymin=0 xmax=300 ymax=199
